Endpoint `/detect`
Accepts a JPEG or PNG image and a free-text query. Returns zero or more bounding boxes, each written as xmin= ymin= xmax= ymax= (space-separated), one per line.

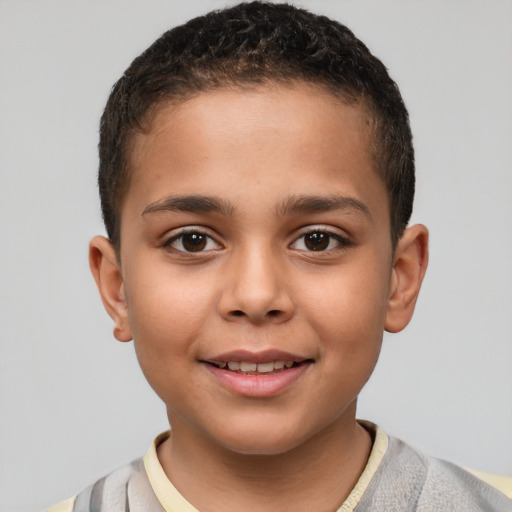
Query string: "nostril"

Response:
xmin=267 ymin=310 xmax=280 ymax=317
xmin=232 ymin=310 xmax=245 ymax=316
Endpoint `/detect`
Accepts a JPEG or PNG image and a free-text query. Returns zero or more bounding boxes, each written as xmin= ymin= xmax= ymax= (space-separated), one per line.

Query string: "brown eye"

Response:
xmin=304 ymin=232 xmax=330 ymax=251
xmin=290 ymin=229 xmax=350 ymax=252
xmin=181 ymin=232 xmax=207 ymax=252
xmin=167 ymin=230 xmax=221 ymax=253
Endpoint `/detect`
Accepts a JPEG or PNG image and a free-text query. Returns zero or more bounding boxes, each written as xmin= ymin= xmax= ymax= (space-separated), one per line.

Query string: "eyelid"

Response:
xmin=163 ymin=226 xmax=223 ymax=252
xmin=289 ymin=225 xmax=353 ymax=252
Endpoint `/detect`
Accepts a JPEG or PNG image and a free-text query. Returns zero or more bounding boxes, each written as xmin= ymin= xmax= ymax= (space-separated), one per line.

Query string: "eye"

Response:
xmin=166 ymin=230 xmax=221 ymax=253
xmin=291 ymin=229 xmax=350 ymax=252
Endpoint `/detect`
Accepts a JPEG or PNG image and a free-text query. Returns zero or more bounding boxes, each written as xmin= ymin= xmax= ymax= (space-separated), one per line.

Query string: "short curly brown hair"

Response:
xmin=99 ymin=1 xmax=415 ymax=251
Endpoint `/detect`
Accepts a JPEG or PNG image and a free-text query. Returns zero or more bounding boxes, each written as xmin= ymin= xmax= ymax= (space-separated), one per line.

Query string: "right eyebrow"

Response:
xmin=142 ymin=195 xmax=235 ymax=217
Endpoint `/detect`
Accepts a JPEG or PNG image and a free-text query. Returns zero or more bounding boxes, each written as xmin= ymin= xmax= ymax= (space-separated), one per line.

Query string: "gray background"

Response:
xmin=0 ymin=1 xmax=511 ymax=510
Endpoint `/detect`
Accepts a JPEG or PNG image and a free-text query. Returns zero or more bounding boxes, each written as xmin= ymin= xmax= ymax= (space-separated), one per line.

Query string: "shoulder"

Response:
xmin=417 ymin=454 xmax=512 ymax=511
xmin=466 ymin=468 xmax=512 ymax=499
xmin=358 ymin=434 xmax=512 ymax=512
xmin=46 ymin=496 xmax=75 ymax=512
xmin=46 ymin=457 xmax=165 ymax=512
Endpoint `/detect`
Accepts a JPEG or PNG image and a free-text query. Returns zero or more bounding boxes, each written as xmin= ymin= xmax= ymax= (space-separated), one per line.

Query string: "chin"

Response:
xmin=221 ymin=438 xmax=301 ymax=457
xmin=211 ymin=421 xmax=313 ymax=457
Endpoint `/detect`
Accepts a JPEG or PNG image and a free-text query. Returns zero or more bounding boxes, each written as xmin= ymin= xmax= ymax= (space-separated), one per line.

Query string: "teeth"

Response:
xmin=218 ymin=360 xmax=298 ymax=372
xmin=257 ymin=362 xmax=274 ymax=373
xmin=240 ymin=362 xmax=257 ymax=372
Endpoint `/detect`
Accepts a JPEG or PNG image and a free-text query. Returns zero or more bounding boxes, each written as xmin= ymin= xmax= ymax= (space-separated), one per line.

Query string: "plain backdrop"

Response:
xmin=0 ymin=1 xmax=511 ymax=510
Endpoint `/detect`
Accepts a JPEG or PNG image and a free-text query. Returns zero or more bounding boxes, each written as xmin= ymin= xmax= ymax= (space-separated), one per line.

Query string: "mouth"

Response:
xmin=202 ymin=353 xmax=313 ymax=397
xmin=201 ymin=350 xmax=314 ymax=396
xmin=206 ymin=359 xmax=307 ymax=375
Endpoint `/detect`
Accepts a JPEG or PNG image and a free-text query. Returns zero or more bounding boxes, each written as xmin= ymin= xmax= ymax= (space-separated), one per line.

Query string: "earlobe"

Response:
xmin=89 ymin=236 xmax=133 ymax=342
xmin=385 ymin=224 xmax=429 ymax=333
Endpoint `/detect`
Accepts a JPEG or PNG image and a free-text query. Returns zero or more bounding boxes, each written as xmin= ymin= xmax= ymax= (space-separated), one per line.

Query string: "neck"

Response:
xmin=158 ymin=406 xmax=372 ymax=512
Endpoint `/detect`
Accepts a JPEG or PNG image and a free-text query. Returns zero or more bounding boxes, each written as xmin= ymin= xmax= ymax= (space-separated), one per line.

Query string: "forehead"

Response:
xmin=123 ymin=83 xmax=386 ymax=223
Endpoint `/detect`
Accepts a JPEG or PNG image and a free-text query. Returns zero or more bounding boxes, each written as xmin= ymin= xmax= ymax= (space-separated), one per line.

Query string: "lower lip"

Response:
xmin=204 ymin=363 xmax=312 ymax=397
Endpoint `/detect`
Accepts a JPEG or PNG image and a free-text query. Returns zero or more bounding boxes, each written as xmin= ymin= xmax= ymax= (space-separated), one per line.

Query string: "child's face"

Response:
xmin=100 ymin=84 xmax=406 ymax=455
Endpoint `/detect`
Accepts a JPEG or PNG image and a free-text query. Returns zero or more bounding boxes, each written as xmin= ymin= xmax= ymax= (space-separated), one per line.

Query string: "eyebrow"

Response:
xmin=141 ymin=193 xmax=372 ymax=220
xmin=277 ymin=194 xmax=372 ymax=220
xmin=142 ymin=195 xmax=235 ymax=216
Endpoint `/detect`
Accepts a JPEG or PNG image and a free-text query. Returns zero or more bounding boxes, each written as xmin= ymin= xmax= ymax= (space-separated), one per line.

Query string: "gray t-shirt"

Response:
xmin=68 ymin=433 xmax=512 ymax=512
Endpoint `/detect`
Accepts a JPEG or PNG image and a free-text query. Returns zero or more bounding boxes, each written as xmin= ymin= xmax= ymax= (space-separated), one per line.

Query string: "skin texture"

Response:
xmin=90 ymin=83 xmax=428 ymax=512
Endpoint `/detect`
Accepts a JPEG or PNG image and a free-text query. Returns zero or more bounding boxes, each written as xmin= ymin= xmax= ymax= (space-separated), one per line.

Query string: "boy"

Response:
xmin=49 ymin=2 xmax=511 ymax=511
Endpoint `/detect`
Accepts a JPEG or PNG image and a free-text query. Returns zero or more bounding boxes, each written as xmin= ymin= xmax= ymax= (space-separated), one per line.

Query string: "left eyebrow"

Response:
xmin=142 ymin=195 xmax=235 ymax=216
xmin=276 ymin=194 xmax=372 ymax=220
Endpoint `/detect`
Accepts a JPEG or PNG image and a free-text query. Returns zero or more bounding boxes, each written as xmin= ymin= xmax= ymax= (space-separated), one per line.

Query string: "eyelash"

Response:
xmin=163 ymin=227 xmax=352 ymax=254
xmin=164 ymin=228 xmax=222 ymax=253
xmin=290 ymin=228 xmax=352 ymax=253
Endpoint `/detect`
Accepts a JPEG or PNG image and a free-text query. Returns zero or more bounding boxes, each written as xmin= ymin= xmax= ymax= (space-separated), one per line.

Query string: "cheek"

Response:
xmin=126 ymin=269 xmax=217 ymax=356
xmin=126 ymin=273 xmax=214 ymax=404
xmin=297 ymin=258 xmax=390 ymax=350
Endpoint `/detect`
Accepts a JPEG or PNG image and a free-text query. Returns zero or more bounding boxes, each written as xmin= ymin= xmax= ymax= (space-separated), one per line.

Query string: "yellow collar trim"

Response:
xmin=337 ymin=421 xmax=388 ymax=511
xmin=143 ymin=431 xmax=199 ymax=512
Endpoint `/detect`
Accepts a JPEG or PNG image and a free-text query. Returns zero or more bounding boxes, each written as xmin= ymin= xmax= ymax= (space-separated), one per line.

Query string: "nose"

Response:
xmin=217 ymin=245 xmax=294 ymax=325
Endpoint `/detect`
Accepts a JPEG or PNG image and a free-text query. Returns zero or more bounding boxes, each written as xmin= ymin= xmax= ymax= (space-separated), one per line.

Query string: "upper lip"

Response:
xmin=203 ymin=349 xmax=311 ymax=364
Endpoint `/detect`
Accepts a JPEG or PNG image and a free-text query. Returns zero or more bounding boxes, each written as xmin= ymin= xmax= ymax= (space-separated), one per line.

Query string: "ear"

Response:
xmin=385 ymin=224 xmax=429 ymax=333
xmin=89 ymin=236 xmax=132 ymax=342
